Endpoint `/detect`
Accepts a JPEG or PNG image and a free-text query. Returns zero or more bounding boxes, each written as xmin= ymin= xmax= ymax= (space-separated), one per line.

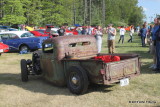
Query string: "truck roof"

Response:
xmin=43 ymin=35 xmax=98 ymax=60
xmin=44 ymin=35 xmax=94 ymax=43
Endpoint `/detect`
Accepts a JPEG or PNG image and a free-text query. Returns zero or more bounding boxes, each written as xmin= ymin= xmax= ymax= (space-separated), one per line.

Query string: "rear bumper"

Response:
xmin=102 ymin=72 xmax=140 ymax=85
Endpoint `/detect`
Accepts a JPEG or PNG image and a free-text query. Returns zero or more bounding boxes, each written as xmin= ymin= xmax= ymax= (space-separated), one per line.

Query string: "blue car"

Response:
xmin=0 ymin=26 xmax=18 ymax=31
xmin=0 ymin=31 xmax=48 ymax=52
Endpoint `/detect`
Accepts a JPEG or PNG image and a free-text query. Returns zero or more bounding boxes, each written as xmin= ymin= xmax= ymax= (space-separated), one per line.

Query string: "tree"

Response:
xmin=0 ymin=0 xmax=145 ymax=27
xmin=0 ymin=0 xmax=26 ymax=25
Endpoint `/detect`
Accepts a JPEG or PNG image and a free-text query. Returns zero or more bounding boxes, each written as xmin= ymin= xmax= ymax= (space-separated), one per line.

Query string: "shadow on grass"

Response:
xmin=88 ymin=84 xmax=114 ymax=93
xmin=140 ymin=62 xmax=156 ymax=74
xmin=116 ymin=46 xmax=141 ymax=48
xmin=0 ymin=73 xmax=114 ymax=95
xmin=128 ymin=50 xmax=156 ymax=74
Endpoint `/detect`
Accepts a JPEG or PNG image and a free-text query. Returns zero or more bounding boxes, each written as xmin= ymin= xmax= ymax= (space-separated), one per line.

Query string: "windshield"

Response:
xmin=21 ymin=32 xmax=35 ymax=38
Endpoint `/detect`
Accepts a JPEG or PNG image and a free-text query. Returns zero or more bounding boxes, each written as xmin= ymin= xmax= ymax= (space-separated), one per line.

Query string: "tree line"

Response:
xmin=0 ymin=0 xmax=145 ymax=27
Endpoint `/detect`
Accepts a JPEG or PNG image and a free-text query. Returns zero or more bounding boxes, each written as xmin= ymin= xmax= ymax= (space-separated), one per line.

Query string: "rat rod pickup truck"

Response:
xmin=20 ymin=35 xmax=140 ymax=94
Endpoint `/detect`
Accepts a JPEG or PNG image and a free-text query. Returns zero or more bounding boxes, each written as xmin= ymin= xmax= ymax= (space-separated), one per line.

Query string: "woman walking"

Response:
xmin=118 ymin=26 xmax=126 ymax=44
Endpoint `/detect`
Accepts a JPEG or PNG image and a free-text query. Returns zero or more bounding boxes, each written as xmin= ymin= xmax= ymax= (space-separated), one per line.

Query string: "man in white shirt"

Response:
xmin=118 ymin=26 xmax=126 ymax=44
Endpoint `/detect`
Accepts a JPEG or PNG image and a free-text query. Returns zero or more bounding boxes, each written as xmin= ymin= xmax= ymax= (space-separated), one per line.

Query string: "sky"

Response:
xmin=138 ymin=0 xmax=160 ymax=23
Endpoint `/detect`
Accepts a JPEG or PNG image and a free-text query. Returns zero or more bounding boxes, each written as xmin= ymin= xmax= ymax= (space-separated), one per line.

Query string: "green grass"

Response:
xmin=0 ymin=33 xmax=159 ymax=107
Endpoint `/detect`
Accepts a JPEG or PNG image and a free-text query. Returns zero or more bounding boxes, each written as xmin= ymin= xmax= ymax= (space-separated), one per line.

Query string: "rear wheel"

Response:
xmin=21 ymin=59 xmax=28 ymax=82
xmin=67 ymin=66 xmax=89 ymax=95
xmin=20 ymin=45 xmax=29 ymax=52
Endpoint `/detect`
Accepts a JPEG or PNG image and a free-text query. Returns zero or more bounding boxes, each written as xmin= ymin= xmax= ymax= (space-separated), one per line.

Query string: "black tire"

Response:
xmin=32 ymin=53 xmax=41 ymax=75
xmin=20 ymin=45 xmax=29 ymax=52
xmin=67 ymin=66 xmax=89 ymax=95
xmin=21 ymin=59 xmax=28 ymax=82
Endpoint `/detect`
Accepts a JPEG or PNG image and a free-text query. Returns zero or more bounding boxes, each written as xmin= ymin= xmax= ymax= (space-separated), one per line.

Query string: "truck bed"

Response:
xmin=62 ymin=53 xmax=140 ymax=85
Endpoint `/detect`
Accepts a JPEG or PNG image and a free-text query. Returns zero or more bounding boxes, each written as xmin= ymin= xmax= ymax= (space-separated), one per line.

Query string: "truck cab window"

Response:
xmin=69 ymin=41 xmax=91 ymax=47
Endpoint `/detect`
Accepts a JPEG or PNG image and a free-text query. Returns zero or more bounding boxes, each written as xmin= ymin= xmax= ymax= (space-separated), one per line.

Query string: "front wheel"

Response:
xmin=67 ymin=66 xmax=89 ymax=95
xmin=21 ymin=59 xmax=28 ymax=82
xmin=32 ymin=53 xmax=41 ymax=75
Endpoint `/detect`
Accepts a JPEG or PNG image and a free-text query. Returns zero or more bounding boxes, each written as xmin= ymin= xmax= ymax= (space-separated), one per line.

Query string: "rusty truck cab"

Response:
xmin=40 ymin=35 xmax=98 ymax=86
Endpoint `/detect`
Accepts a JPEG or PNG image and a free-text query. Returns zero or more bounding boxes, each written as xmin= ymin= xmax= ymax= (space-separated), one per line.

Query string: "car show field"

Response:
xmin=0 ymin=34 xmax=160 ymax=107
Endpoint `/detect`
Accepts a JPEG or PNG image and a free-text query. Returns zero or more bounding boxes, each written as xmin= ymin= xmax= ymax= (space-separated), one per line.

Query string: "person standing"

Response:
xmin=106 ymin=24 xmax=117 ymax=54
xmin=77 ymin=27 xmax=82 ymax=35
xmin=136 ymin=25 xmax=140 ymax=33
xmin=128 ymin=25 xmax=134 ymax=43
xmin=81 ymin=27 xmax=87 ymax=35
xmin=118 ymin=26 xmax=126 ymax=44
xmin=95 ymin=26 xmax=103 ymax=53
xmin=149 ymin=18 xmax=159 ymax=70
xmin=140 ymin=24 xmax=147 ymax=47
xmin=154 ymin=17 xmax=160 ymax=73
xmin=58 ymin=26 xmax=65 ymax=36
xmin=87 ymin=26 xmax=92 ymax=35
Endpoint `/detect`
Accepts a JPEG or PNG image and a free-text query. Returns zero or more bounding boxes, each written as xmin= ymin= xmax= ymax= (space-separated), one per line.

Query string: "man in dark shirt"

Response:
xmin=58 ymin=26 xmax=65 ymax=36
xmin=140 ymin=24 xmax=147 ymax=47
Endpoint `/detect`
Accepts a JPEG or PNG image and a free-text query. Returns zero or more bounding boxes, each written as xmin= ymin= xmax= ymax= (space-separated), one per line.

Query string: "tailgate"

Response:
xmin=104 ymin=57 xmax=140 ymax=84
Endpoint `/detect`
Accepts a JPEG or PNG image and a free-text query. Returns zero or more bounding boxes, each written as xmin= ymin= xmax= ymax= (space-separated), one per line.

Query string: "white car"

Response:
xmin=0 ymin=31 xmax=35 ymax=38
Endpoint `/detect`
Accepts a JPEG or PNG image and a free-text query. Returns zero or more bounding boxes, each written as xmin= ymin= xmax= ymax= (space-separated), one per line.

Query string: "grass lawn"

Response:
xmin=0 ymin=33 xmax=160 ymax=107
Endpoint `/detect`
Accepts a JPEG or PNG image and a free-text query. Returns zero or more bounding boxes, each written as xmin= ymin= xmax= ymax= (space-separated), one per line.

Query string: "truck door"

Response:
xmin=40 ymin=43 xmax=56 ymax=78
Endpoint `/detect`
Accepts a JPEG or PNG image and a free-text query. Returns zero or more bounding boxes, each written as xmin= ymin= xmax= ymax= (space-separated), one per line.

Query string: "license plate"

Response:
xmin=0 ymin=49 xmax=3 ymax=53
xmin=120 ymin=78 xmax=129 ymax=86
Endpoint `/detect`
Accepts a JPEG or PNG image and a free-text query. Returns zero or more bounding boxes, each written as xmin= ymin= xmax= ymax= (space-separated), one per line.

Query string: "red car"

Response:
xmin=0 ymin=42 xmax=9 ymax=55
xmin=30 ymin=31 xmax=48 ymax=37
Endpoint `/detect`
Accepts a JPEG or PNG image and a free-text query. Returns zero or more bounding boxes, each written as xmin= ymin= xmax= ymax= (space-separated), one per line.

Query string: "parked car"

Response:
xmin=35 ymin=29 xmax=59 ymax=37
xmin=30 ymin=31 xmax=48 ymax=37
xmin=0 ymin=28 xmax=9 ymax=32
xmin=20 ymin=36 xmax=141 ymax=94
xmin=0 ymin=26 xmax=18 ymax=31
xmin=0 ymin=42 xmax=9 ymax=56
xmin=0 ymin=31 xmax=48 ymax=52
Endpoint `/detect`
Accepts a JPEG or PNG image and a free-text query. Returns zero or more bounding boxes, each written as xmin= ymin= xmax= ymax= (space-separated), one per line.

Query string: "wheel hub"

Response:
xmin=71 ymin=76 xmax=78 ymax=85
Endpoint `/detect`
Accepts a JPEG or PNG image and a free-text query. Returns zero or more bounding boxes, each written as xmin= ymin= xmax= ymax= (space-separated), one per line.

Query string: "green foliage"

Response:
xmin=0 ymin=0 xmax=26 ymax=25
xmin=0 ymin=15 xmax=26 ymax=24
xmin=112 ymin=21 xmax=128 ymax=27
xmin=0 ymin=0 xmax=145 ymax=26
